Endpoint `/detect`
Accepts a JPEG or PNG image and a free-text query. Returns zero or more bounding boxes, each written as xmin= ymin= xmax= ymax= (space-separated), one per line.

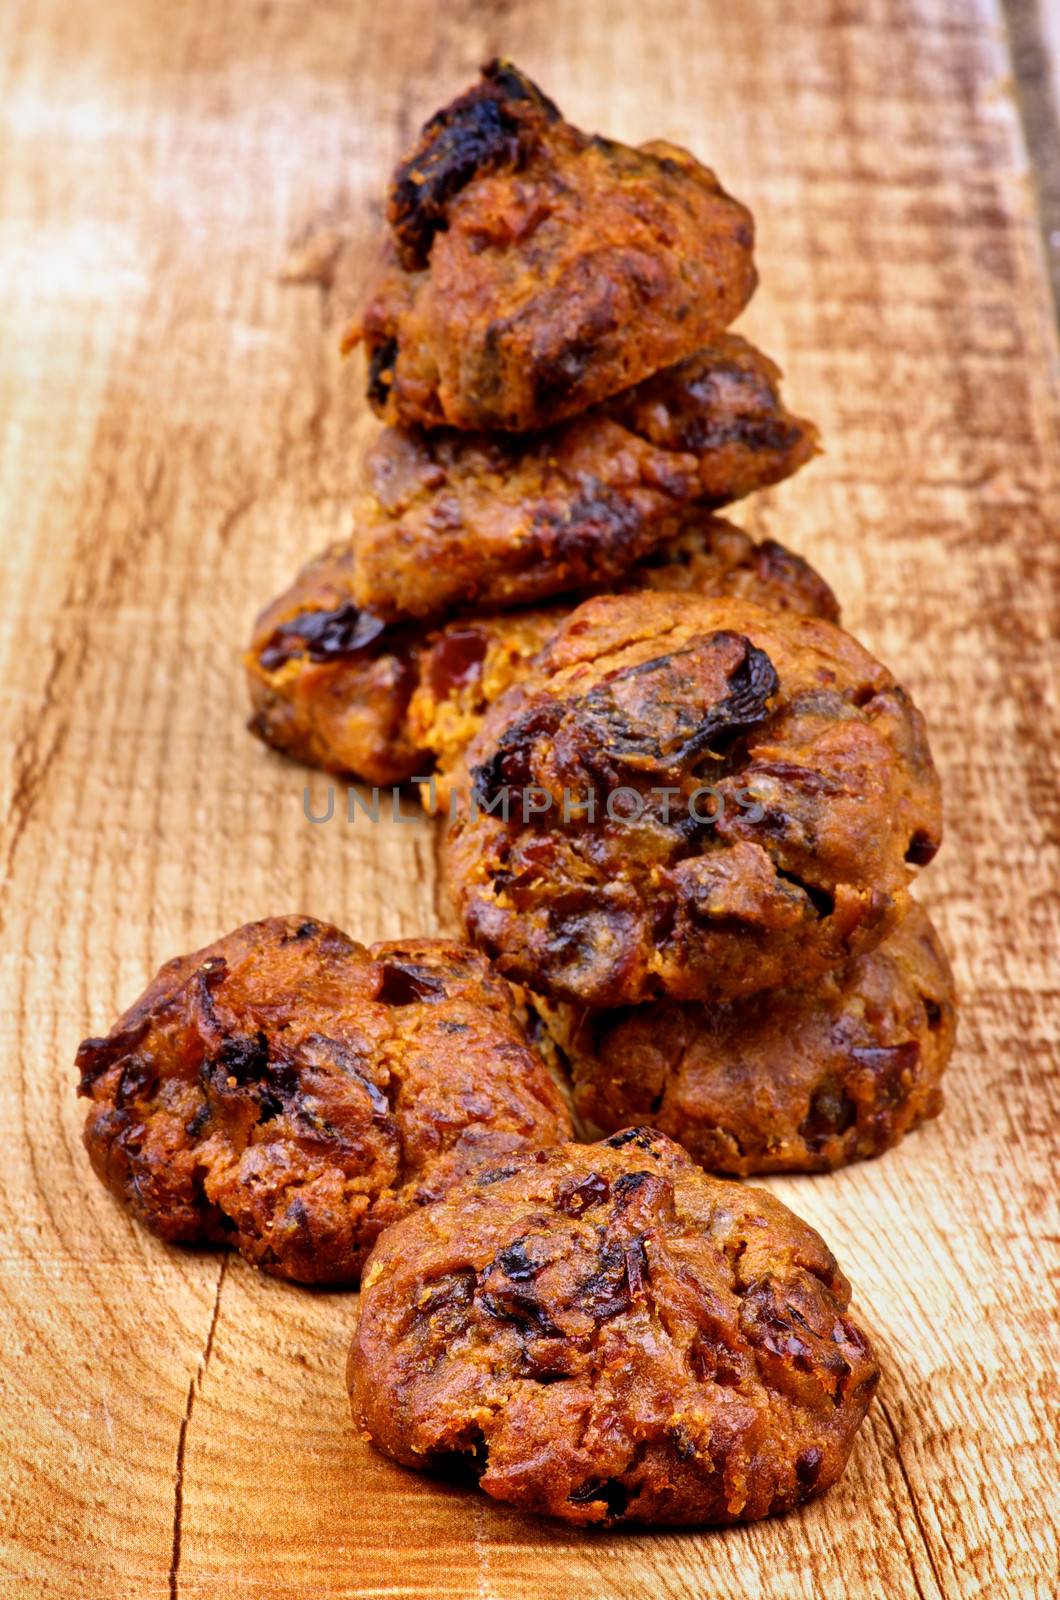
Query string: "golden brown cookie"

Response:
xmin=544 ymin=901 xmax=956 ymax=1172
xmin=245 ymin=517 xmax=839 ymax=796
xmin=447 ymin=592 xmax=942 ymax=1007
xmin=346 ymin=61 xmax=757 ymax=432
xmin=411 ymin=517 xmax=840 ymax=813
xmin=352 ymin=335 xmax=818 ymax=622
xmin=76 ymin=916 xmax=571 ymax=1284
xmin=349 ymin=1129 xmax=879 ymax=1526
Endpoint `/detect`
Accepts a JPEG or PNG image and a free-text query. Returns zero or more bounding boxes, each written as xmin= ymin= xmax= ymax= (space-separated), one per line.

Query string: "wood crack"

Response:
xmin=0 ymin=645 xmax=70 ymax=938
xmin=169 ymin=1256 xmax=228 ymax=1600
xmin=877 ymin=1395 xmax=947 ymax=1600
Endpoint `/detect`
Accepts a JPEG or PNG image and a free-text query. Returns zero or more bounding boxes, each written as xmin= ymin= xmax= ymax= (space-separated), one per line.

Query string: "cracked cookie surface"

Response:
xmin=349 ymin=1128 xmax=879 ymax=1526
xmin=76 ymin=916 xmax=571 ymax=1283
xmin=447 ymin=591 xmax=941 ymax=1007
xmin=346 ymin=61 xmax=757 ymax=432
xmin=544 ymin=901 xmax=956 ymax=1172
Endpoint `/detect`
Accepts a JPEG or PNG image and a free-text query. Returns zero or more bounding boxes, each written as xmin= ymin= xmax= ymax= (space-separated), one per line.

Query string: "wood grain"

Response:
xmin=1 ymin=0 xmax=1058 ymax=1595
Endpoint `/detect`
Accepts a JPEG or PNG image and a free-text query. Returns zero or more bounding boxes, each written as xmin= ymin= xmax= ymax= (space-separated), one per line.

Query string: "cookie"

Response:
xmin=447 ymin=591 xmax=941 ymax=1006
xmin=411 ymin=516 xmax=840 ymax=813
xmin=76 ymin=916 xmax=572 ymax=1284
xmin=352 ymin=335 xmax=818 ymax=622
xmin=345 ymin=61 xmax=757 ymax=432
xmin=246 ymin=517 xmax=839 ymax=796
xmin=349 ymin=1128 xmax=879 ymax=1526
xmin=546 ymin=901 xmax=956 ymax=1172
xmin=245 ymin=544 xmax=425 ymax=786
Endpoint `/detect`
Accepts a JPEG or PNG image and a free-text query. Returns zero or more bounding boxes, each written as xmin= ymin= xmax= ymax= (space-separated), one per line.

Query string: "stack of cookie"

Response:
xmin=448 ymin=590 xmax=955 ymax=1174
xmin=246 ymin=59 xmax=956 ymax=1178
xmin=75 ymin=64 xmax=957 ymax=1533
xmin=245 ymin=61 xmax=827 ymax=791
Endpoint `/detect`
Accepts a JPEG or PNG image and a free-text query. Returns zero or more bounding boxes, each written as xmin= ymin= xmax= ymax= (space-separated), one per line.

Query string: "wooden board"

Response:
xmin=1 ymin=0 xmax=1058 ymax=1594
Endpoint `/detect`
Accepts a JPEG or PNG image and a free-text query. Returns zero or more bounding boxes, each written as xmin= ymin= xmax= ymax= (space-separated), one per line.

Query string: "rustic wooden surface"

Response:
xmin=1 ymin=1 xmax=1058 ymax=1595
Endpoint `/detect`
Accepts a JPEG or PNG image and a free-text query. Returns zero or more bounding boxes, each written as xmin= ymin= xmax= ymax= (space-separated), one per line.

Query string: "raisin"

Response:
xmin=575 ymin=1235 xmax=649 ymax=1320
xmin=115 ymin=1058 xmax=157 ymax=1107
xmin=850 ymin=1040 xmax=920 ymax=1106
xmin=603 ymin=1127 xmax=663 ymax=1154
xmin=479 ymin=1287 xmax=560 ymax=1337
xmin=611 ymin=1170 xmax=657 ymax=1207
xmin=624 ymin=1236 xmax=649 ymax=1299
xmin=184 ymin=1102 xmax=211 ymax=1139
xmin=389 ymin=63 xmax=558 ymax=269
xmin=576 ymin=632 xmax=778 ymax=771
xmin=75 ymin=1016 xmax=152 ymax=1094
xmin=690 ymin=1337 xmax=741 ymax=1387
xmin=304 ymin=1036 xmax=390 ymax=1118
xmin=375 ymin=962 xmax=447 ymax=1006
xmin=427 ymin=626 xmax=489 ymax=697
xmin=905 ymin=830 xmax=939 ymax=865
xmin=493 ymin=1238 xmax=541 ymax=1282
xmin=416 ymin=1269 xmax=476 ymax=1321
xmin=471 ymin=702 xmax=562 ymax=805
xmin=800 ymin=1082 xmax=858 ymax=1145
xmin=258 ymin=603 xmax=388 ymax=671
xmin=214 ymin=1032 xmax=270 ymax=1085
xmin=556 ymin=1173 xmax=610 ymax=1215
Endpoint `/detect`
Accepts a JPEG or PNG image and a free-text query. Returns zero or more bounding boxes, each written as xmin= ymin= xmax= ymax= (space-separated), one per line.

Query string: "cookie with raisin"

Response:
xmin=544 ymin=901 xmax=956 ymax=1172
xmin=447 ymin=591 xmax=941 ymax=1006
xmin=351 ymin=335 xmax=817 ymax=622
xmin=246 ymin=517 xmax=838 ymax=797
xmin=349 ymin=1129 xmax=879 ymax=1526
xmin=77 ymin=916 xmax=571 ymax=1284
xmin=346 ymin=61 xmax=757 ymax=432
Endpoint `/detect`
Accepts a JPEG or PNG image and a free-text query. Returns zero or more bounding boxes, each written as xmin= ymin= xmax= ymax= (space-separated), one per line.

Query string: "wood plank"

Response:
xmin=0 ymin=0 xmax=1057 ymax=1595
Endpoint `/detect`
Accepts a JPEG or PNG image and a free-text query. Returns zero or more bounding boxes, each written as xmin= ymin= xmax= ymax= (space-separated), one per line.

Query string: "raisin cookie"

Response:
xmin=246 ymin=517 xmax=838 ymax=795
xmin=349 ymin=1129 xmax=879 ymax=1526
xmin=411 ymin=517 xmax=839 ymax=813
xmin=346 ymin=61 xmax=757 ymax=432
xmin=77 ymin=916 xmax=571 ymax=1284
xmin=352 ymin=335 xmax=818 ymax=622
xmin=545 ymin=901 xmax=956 ymax=1172
xmin=447 ymin=592 xmax=941 ymax=1007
